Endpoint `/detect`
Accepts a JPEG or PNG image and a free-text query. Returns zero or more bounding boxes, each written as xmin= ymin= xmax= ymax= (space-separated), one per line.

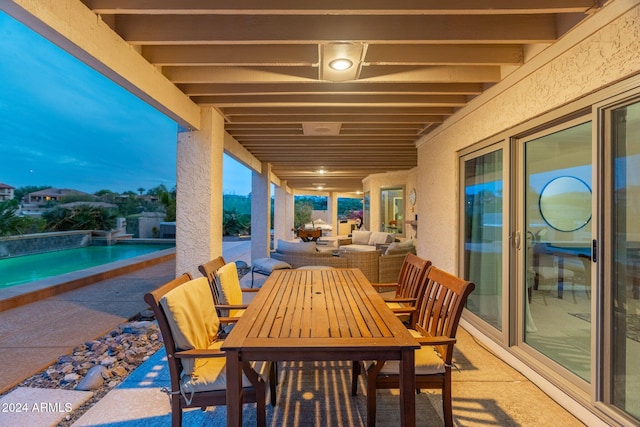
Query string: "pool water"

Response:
xmin=0 ymin=244 xmax=174 ymax=288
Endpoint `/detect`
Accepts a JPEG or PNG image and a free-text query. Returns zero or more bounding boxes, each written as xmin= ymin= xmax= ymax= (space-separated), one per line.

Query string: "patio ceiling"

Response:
xmin=80 ymin=0 xmax=601 ymax=193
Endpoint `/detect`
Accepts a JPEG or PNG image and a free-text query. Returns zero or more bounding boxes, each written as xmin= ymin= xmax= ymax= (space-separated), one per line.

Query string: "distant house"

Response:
xmin=25 ymin=188 xmax=91 ymax=204
xmin=0 ymin=183 xmax=14 ymax=201
xmin=21 ymin=188 xmax=94 ymax=217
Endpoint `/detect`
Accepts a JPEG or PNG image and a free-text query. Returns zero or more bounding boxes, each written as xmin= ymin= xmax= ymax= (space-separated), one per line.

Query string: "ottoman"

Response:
xmin=251 ymin=257 xmax=292 ymax=286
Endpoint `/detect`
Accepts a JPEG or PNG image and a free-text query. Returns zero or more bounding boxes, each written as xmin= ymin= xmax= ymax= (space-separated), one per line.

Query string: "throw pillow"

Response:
xmin=384 ymin=239 xmax=415 ymax=255
xmin=351 ymin=230 xmax=372 ymax=245
xmin=368 ymin=231 xmax=394 ymax=245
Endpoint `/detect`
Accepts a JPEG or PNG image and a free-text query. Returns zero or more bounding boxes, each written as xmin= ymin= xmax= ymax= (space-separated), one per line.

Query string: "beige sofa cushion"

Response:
xmin=277 ymin=239 xmax=317 ymax=253
xmin=368 ymin=231 xmax=394 ymax=246
xmin=159 ymin=276 xmax=220 ymax=375
xmin=351 ymin=230 xmax=372 ymax=245
xmin=385 ymin=239 xmax=415 ymax=255
xmin=340 ymin=244 xmax=378 ymax=252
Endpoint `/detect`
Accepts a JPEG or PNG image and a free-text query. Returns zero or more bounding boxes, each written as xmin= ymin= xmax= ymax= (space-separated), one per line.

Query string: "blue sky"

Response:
xmin=0 ymin=11 xmax=251 ymax=195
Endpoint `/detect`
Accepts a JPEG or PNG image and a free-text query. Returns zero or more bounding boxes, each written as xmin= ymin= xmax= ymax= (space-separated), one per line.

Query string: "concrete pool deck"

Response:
xmin=0 ymin=259 xmax=177 ymax=395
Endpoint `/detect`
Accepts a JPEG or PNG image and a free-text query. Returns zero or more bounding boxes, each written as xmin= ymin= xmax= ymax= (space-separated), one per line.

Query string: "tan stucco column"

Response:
xmin=328 ymin=192 xmax=338 ymax=236
xmin=273 ymin=181 xmax=294 ymax=246
xmin=251 ymin=162 xmax=272 ymax=260
xmin=176 ymin=107 xmax=224 ymax=277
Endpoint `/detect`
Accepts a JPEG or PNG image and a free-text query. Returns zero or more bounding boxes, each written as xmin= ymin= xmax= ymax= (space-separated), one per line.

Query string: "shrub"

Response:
xmin=42 ymin=205 xmax=117 ymax=232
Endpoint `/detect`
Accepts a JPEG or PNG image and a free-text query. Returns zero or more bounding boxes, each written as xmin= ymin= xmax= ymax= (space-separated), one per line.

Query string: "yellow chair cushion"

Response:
xmin=367 ymin=329 xmax=445 ymax=376
xmin=384 ymin=300 xmax=410 ymax=323
xmin=180 ymin=340 xmax=271 ymax=394
xmin=160 ymin=276 xmax=221 ymax=375
xmin=180 ymin=340 xmax=251 ymax=393
xmin=217 ymin=263 xmax=243 ymax=317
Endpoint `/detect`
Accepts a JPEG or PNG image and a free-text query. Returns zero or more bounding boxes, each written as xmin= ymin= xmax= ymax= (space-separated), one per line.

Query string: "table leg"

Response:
xmin=226 ymin=350 xmax=243 ymax=427
xmin=399 ymin=350 xmax=416 ymax=427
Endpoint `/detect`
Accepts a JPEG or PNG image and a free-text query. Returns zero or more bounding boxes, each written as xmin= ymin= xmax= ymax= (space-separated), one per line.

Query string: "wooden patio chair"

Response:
xmin=144 ymin=273 xmax=276 ymax=427
xmin=215 ymin=261 xmax=263 ymax=318
xmin=198 ymin=257 xmax=259 ymax=317
xmin=375 ymin=253 xmax=432 ymax=323
xmin=352 ymin=266 xmax=475 ymax=427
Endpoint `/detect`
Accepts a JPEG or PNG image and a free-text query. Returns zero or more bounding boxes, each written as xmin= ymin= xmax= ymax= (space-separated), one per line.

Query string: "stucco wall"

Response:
xmin=176 ymin=108 xmax=224 ymax=277
xmin=417 ymin=2 xmax=640 ymax=272
xmin=363 ymin=170 xmax=409 ymax=235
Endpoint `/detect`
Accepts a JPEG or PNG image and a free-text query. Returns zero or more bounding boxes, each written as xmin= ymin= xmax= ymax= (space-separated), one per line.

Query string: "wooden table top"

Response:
xmin=222 ymin=268 xmax=418 ymax=358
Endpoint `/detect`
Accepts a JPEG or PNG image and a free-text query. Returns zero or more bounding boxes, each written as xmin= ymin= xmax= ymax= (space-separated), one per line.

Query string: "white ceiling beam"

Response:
xmin=113 ymin=15 xmax=558 ymax=45
xmin=83 ymin=0 xmax=597 ymax=15
xmin=142 ymin=45 xmax=318 ymax=66
xmin=164 ymin=65 xmax=500 ymax=84
xmin=179 ymin=83 xmax=484 ymax=96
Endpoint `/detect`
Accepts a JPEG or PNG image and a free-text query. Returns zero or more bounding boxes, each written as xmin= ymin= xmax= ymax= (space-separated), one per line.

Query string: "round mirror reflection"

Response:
xmin=539 ymin=176 xmax=592 ymax=232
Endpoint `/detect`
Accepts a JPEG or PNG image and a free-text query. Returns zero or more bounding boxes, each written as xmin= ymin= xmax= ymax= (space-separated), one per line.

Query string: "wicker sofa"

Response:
xmin=271 ymin=239 xmax=348 ymax=268
xmin=338 ymin=230 xmax=396 ymax=252
xmin=270 ymin=239 xmax=416 ymax=283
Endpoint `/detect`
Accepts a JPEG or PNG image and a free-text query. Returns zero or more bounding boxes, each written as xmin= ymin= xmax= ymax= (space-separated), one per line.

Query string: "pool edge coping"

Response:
xmin=0 ymin=248 xmax=176 ymax=312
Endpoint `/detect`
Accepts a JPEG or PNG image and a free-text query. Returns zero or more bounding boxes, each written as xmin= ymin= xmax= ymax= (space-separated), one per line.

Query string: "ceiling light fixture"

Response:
xmin=328 ymin=58 xmax=353 ymax=71
xmin=319 ymin=43 xmax=366 ymax=82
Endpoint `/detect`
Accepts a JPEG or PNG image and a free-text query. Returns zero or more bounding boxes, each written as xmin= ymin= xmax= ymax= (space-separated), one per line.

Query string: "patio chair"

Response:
xmin=198 ymin=257 xmax=259 ymax=317
xmin=375 ymin=253 xmax=432 ymax=323
xmin=144 ymin=273 xmax=276 ymax=427
xmin=352 ymin=266 xmax=475 ymax=427
xmin=216 ymin=261 xmax=263 ymax=318
xmin=197 ymin=256 xmax=227 ymax=304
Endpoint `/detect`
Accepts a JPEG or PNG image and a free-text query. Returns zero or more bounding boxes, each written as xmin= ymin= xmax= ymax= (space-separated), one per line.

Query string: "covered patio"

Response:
xmin=3 ymin=1 xmax=639 ymax=425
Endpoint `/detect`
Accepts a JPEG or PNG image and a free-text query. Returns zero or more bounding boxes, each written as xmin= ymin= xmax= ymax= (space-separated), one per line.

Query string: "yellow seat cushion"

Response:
xmin=384 ymin=300 xmax=410 ymax=323
xmin=366 ymin=329 xmax=445 ymax=376
xmin=217 ymin=263 xmax=244 ymax=317
xmin=159 ymin=276 xmax=221 ymax=375
xmin=179 ymin=334 xmax=272 ymax=396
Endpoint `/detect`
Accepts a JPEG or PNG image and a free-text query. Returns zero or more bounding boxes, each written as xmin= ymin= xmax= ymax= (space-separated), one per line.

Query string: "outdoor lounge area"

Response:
xmin=2 ymin=1 xmax=640 ymax=425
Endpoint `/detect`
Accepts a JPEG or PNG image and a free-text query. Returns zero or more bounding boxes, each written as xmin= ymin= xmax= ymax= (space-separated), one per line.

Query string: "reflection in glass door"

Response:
xmin=609 ymin=100 xmax=640 ymax=419
xmin=462 ymin=149 xmax=504 ymax=331
xmin=522 ymin=121 xmax=592 ymax=381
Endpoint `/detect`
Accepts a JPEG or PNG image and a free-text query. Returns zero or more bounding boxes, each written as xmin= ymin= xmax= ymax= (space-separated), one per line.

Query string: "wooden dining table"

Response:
xmin=221 ymin=268 xmax=419 ymax=427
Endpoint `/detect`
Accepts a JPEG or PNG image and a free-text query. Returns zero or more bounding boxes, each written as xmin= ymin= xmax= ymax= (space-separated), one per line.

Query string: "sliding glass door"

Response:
xmin=461 ymin=147 xmax=504 ymax=332
xmin=606 ymin=99 xmax=640 ymax=418
xmin=459 ymin=81 xmax=640 ymax=425
xmin=520 ymin=120 xmax=593 ymax=382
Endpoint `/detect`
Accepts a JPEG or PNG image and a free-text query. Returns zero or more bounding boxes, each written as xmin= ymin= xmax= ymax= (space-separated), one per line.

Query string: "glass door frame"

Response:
xmin=597 ymin=90 xmax=640 ymax=418
xmin=458 ymin=140 xmax=511 ymax=344
xmin=513 ymin=114 xmax=595 ymax=394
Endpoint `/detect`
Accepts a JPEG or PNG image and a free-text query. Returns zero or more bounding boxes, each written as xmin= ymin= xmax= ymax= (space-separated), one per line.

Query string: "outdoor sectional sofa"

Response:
xmin=270 ymin=238 xmax=416 ymax=283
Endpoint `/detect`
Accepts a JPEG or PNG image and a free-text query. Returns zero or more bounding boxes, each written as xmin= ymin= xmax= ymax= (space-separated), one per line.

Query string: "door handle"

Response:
xmin=512 ymin=231 xmax=521 ymax=250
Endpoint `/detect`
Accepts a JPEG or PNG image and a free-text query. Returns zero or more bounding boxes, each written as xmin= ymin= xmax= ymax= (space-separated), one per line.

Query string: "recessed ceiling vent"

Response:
xmin=302 ymin=122 xmax=342 ymax=136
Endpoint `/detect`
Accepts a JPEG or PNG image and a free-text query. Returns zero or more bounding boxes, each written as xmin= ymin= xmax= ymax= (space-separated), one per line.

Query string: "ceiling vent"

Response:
xmin=302 ymin=122 xmax=342 ymax=136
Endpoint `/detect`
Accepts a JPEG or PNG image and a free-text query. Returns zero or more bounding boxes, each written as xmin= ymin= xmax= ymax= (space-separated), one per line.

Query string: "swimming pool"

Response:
xmin=0 ymin=244 xmax=175 ymax=289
